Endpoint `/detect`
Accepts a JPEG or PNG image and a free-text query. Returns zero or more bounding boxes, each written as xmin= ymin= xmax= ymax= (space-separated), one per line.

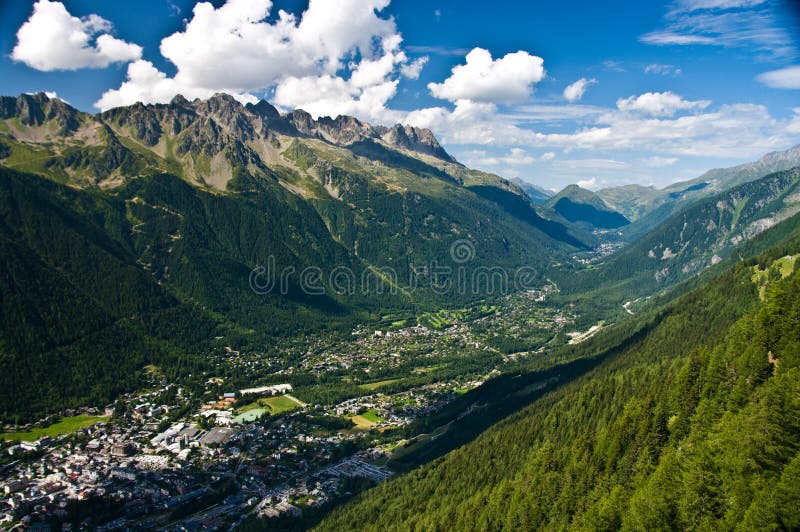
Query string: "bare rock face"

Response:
xmin=8 ymin=92 xmax=457 ymax=163
xmin=381 ymin=124 xmax=455 ymax=162
xmin=1 ymin=92 xmax=459 ymax=187
xmin=0 ymin=93 xmax=83 ymax=135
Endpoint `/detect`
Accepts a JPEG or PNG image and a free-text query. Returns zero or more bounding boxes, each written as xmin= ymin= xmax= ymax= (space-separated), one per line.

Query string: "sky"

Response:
xmin=1 ymin=0 xmax=800 ymax=191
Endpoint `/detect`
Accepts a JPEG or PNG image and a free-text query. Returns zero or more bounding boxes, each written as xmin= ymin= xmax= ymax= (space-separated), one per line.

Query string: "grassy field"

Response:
xmin=236 ymin=395 xmax=302 ymax=417
xmin=751 ymin=254 xmax=798 ymax=299
xmin=2 ymin=415 xmax=108 ymax=442
xmin=359 ymin=379 xmax=400 ymax=391
xmin=350 ymin=408 xmax=385 ymax=429
xmin=412 ymin=365 xmax=445 ymax=374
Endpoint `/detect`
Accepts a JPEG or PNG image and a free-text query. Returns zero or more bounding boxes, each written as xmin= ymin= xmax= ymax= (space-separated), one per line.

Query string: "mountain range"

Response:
xmin=1 ymin=91 xmax=799 ymax=425
xmin=2 ymin=91 xmax=800 ymax=530
xmin=597 ymin=145 xmax=800 ymax=239
xmin=0 ymin=92 xmax=589 ymax=418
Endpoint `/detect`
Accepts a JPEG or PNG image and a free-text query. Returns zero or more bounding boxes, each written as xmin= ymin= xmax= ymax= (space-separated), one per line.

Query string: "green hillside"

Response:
xmin=559 ymin=167 xmax=800 ymax=306
xmin=317 ymin=217 xmax=800 ymax=531
xmin=597 ymin=145 xmax=800 ymax=228
xmin=545 ymin=184 xmax=630 ymax=229
xmin=0 ymin=93 xmax=590 ymax=420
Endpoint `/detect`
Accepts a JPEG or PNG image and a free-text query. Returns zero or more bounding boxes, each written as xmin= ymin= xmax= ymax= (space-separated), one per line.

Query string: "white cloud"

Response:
xmin=400 ymin=56 xmax=428 ymax=80
xmin=95 ymin=60 xmax=258 ymax=111
xmin=464 ymin=147 xmax=535 ymax=167
xmin=645 ymin=63 xmax=682 ymax=76
xmin=428 ymin=48 xmax=545 ymax=104
xmin=788 ymin=109 xmax=800 ymax=134
xmin=641 ymin=0 xmax=795 ymax=59
xmin=602 ymin=60 xmax=626 ymax=72
xmin=96 ymin=0 xmax=421 ymax=119
xmin=541 ymin=152 xmax=556 ymax=161
xmin=272 ymin=74 xmax=402 ymax=124
xmin=616 ymin=91 xmax=711 ymax=116
xmin=577 ymin=177 xmax=598 ymax=189
xmin=756 ymin=66 xmax=800 ymax=89
xmin=563 ymin=78 xmax=597 ymax=102
xmin=410 ymin=92 xmax=799 ymax=163
xmin=510 ymin=104 xmax=605 ymax=123
xmin=640 ymin=156 xmax=679 ymax=167
xmin=532 ymin=103 xmax=794 ymax=157
xmin=675 ymin=0 xmax=768 ymax=10
xmin=11 ymin=0 xmax=141 ymax=71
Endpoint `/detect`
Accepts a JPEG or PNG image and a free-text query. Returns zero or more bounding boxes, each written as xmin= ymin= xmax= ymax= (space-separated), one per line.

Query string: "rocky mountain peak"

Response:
xmin=0 ymin=93 xmax=84 ymax=135
xmin=170 ymin=94 xmax=190 ymax=106
xmin=381 ymin=123 xmax=455 ymax=162
xmin=1 ymin=92 xmax=457 ymax=166
xmin=246 ymin=100 xmax=281 ymax=121
xmin=284 ymin=109 xmax=316 ymax=136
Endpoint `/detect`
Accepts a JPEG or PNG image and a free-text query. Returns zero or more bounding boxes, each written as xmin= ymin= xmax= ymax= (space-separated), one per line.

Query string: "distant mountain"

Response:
xmin=545 ymin=184 xmax=630 ymax=229
xmin=594 ymin=183 xmax=661 ymax=222
xmin=598 ymin=145 xmax=800 ymax=238
xmin=571 ymin=166 xmax=800 ymax=298
xmin=0 ymin=93 xmax=590 ymax=418
xmin=510 ymin=177 xmax=553 ymax=204
xmin=667 ymin=144 xmax=800 ymax=197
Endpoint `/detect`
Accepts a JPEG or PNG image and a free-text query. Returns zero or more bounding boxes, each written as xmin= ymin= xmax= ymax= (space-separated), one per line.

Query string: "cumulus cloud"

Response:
xmin=563 ymin=78 xmax=597 ymax=102
xmin=11 ymin=0 xmax=141 ymax=71
xmin=96 ymin=0 xmax=424 ymax=120
xmin=401 ymin=56 xmax=428 ymax=80
xmin=95 ymin=60 xmax=259 ymax=111
xmin=428 ymin=48 xmax=545 ymax=104
xmin=616 ymin=91 xmax=711 ymax=116
xmin=756 ymin=66 xmax=800 ymax=89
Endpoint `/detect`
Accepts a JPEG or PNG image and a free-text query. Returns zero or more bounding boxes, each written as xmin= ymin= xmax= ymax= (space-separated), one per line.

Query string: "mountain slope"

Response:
xmin=562 ymin=167 xmax=800 ymax=303
xmin=510 ymin=177 xmax=553 ymax=204
xmin=0 ymin=93 xmax=591 ymax=419
xmin=545 ymin=184 xmax=630 ymax=229
xmin=317 ymin=215 xmax=800 ymax=531
xmin=598 ymin=145 xmax=800 ymax=237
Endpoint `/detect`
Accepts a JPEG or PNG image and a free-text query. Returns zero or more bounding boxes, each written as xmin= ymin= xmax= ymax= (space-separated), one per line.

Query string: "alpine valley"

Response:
xmin=1 ymin=93 xmax=799 ymax=531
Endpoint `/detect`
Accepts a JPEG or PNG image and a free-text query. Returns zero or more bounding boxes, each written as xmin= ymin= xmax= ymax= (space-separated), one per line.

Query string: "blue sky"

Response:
xmin=1 ymin=0 xmax=799 ymax=190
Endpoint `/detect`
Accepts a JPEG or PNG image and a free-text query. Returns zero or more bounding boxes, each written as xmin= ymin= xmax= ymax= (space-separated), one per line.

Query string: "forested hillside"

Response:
xmin=545 ymin=184 xmax=629 ymax=229
xmin=597 ymin=144 xmax=800 ymax=226
xmin=318 ymin=221 xmax=800 ymax=531
xmin=0 ymin=93 xmax=590 ymax=420
xmin=558 ymin=167 xmax=800 ymax=305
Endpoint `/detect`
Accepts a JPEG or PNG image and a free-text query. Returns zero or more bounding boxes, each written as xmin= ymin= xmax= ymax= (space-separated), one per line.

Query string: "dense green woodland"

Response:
xmin=554 ymin=167 xmax=800 ymax=308
xmin=317 ymin=238 xmax=800 ymax=531
xmin=0 ymin=158 xmax=580 ymax=420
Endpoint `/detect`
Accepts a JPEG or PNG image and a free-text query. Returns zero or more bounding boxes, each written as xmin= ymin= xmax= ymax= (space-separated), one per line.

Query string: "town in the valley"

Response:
xmin=0 ymin=285 xmax=581 ymax=530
